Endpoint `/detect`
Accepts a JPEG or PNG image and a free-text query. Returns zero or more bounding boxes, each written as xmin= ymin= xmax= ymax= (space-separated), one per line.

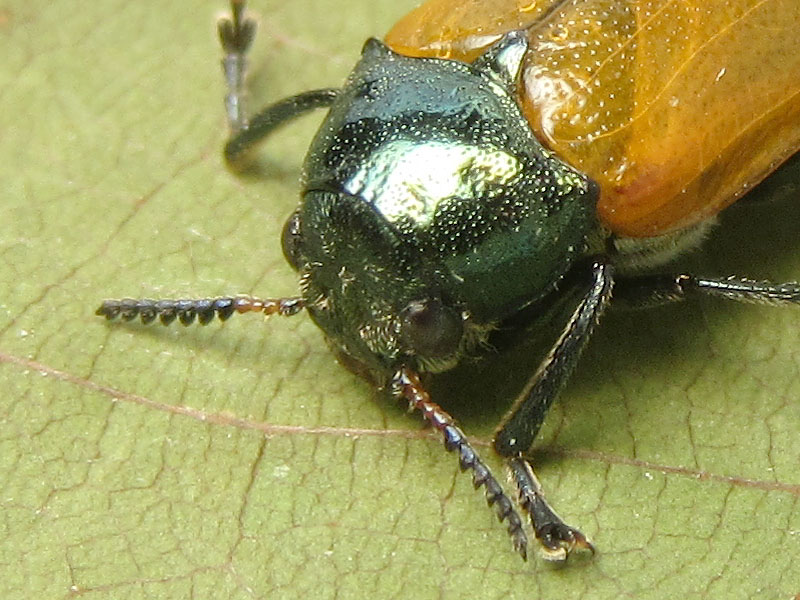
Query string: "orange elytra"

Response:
xmin=386 ymin=0 xmax=800 ymax=237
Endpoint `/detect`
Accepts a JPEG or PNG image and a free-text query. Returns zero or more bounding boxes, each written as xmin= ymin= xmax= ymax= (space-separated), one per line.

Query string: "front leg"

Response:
xmin=495 ymin=258 xmax=614 ymax=455
xmin=510 ymin=457 xmax=594 ymax=561
xmin=217 ymin=0 xmax=340 ymax=167
xmin=495 ymin=257 xmax=614 ymax=559
xmin=218 ymin=0 xmax=257 ymax=134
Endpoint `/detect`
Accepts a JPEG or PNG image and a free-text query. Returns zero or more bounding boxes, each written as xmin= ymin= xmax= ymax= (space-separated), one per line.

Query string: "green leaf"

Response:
xmin=1 ymin=1 xmax=798 ymax=599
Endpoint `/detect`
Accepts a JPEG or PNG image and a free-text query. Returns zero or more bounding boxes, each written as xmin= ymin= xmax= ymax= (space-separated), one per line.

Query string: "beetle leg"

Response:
xmin=509 ymin=457 xmax=594 ymax=562
xmin=390 ymin=367 xmax=529 ymax=560
xmin=495 ymin=258 xmax=615 ymax=456
xmin=493 ymin=258 xmax=613 ymax=559
xmin=96 ymin=295 xmax=304 ymax=326
xmin=613 ymin=273 xmax=800 ymax=309
xmin=218 ymin=0 xmax=257 ymax=134
xmin=223 ymin=89 xmax=339 ymax=167
xmin=217 ymin=1 xmax=340 ymax=167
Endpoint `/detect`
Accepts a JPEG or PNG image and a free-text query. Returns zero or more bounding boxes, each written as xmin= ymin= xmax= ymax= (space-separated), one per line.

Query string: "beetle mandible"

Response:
xmin=97 ymin=0 xmax=800 ymax=561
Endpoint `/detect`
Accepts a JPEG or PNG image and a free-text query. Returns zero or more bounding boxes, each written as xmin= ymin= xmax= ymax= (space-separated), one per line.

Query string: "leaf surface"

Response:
xmin=0 ymin=1 xmax=798 ymax=599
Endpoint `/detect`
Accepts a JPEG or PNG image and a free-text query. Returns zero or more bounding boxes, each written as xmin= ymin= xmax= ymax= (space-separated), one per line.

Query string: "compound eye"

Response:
xmin=281 ymin=209 xmax=304 ymax=271
xmin=400 ymin=299 xmax=463 ymax=359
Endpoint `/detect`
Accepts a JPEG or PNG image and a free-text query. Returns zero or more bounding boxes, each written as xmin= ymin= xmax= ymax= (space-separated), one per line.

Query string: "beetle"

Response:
xmin=97 ymin=0 xmax=800 ymax=561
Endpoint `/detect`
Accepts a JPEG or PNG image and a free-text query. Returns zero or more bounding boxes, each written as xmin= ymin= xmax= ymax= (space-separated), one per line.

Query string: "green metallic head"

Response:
xmin=282 ymin=32 xmax=598 ymax=377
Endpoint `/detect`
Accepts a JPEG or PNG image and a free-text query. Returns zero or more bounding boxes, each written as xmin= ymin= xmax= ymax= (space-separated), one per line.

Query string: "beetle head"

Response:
xmin=284 ymin=34 xmax=597 ymax=376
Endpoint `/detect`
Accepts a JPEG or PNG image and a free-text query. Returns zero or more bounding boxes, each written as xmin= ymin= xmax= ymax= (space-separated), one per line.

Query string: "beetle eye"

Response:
xmin=281 ymin=209 xmax=304 ymax=271
xmin=400 ymin=299 xmax=463 ymax=359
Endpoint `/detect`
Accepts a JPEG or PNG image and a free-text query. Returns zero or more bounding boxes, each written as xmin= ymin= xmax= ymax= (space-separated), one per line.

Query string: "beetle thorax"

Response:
xmin=283 ymin=36 xmax=598 ymax=375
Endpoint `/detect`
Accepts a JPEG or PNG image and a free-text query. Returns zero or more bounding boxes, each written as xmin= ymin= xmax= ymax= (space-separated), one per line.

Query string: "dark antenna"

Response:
xmin=96 ymin=296 xmax=304 ymax=326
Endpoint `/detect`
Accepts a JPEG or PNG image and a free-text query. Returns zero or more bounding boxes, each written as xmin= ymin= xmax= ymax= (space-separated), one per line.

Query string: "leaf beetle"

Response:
xmin=98 ymin=0 xmax=800 ymax=561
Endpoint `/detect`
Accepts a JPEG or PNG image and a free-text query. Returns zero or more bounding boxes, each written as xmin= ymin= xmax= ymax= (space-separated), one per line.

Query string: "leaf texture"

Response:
xmin=0 ymin=1 xmax=798 ymax=599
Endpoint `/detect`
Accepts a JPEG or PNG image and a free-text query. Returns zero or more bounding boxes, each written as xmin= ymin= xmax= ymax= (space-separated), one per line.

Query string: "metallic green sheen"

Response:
xmin=290 ymin=34 xmax=598 ymax=374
